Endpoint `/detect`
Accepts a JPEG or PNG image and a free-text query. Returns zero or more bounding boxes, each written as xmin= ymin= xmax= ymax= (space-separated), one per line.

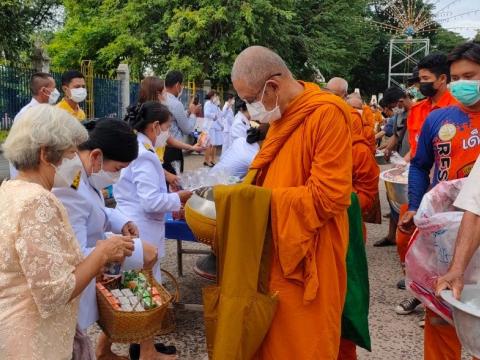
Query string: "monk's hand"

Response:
xmin=435 ymin=270 xmax=464 ymax=300
xmin=122 ymin=221 xmax=139 ymax=237
xmin=398 ymin=210 xmax=416 ymax=234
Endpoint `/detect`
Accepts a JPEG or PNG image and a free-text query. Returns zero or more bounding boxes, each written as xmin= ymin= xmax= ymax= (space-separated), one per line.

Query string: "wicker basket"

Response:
xmin=96 ymin=269 xmax=179 ymax=343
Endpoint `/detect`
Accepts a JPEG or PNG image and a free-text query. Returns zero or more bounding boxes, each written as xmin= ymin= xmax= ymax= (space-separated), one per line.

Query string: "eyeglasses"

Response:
xmin=243 ymin=73 xmax=282 ymax=104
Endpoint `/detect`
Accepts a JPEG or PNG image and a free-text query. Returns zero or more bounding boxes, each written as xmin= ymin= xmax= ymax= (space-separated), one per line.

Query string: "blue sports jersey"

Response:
xmin=408 ymin=105 xmax=480 ymax=211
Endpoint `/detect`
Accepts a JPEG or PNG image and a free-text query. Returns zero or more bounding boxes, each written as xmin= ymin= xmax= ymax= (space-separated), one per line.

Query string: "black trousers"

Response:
xmin=163 ymin=146 xmax=184 ymax=175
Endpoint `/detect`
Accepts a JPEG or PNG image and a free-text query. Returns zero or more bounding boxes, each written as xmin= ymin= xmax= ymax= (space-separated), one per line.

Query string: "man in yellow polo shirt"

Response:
xmin=57 ymin=70 xmax=87 ymax=121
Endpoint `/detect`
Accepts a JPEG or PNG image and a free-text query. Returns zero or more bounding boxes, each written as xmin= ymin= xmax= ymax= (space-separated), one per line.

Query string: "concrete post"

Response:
xmin=31 ymin=41 xmax=50 ymax=73
xmin=117 ymin=63 xmax=130 ymax=119
xmin=203 ymin=79 xmax=211 ymax=94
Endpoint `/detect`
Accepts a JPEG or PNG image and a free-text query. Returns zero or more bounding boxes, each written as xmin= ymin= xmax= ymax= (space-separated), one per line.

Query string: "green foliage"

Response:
xmin=0 ymin=0 xmax=61 ymax=62
xmin=48 ymin=0 xmax=377 ymax=86
xmin=46 ymin=0 xmax=471 ymax=93
xmin=431 ymin=28 xmax=466 ymax=54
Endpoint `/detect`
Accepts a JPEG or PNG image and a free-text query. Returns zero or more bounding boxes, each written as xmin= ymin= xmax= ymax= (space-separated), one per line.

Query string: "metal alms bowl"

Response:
xmin=380 ymin=168 xmax=408 ymax=213
xmin=441 ymin=285 xmax=480 ymax=358
xmin=184 ymin=187 xmax=217 ymax=248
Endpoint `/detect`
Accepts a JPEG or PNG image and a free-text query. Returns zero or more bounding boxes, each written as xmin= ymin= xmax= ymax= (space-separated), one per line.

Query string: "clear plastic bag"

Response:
xmin=405 ymin=178 xmax=473 ymax=323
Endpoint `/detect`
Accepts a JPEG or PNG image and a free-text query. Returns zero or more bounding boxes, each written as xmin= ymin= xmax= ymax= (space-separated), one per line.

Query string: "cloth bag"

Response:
xmin=203 ymin=183 xmax=278 ymax=360
xmin=341 ymin=193 xmax=371 ymax=351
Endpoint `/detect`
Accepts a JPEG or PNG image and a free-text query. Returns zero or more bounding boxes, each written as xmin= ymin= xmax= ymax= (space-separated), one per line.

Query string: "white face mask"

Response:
xmin=155 ymin=129 xmax=170 ymax=148
xmin=52 ymin=154 xmax=83 ymax=188
xmin=88 ymin=154 xmax=121 ymax=190
xmin=213 ymin=97 xmax=221 ymax=106
xmin=48 ymin=88 xmax=60 ymax=105
xmin=70 ymin=88 xmax=87 ymax=103
xmin=177 ymin=86 xmax=183 ymax=99
xmin=245 ymin=82 xmax=281 ymax=124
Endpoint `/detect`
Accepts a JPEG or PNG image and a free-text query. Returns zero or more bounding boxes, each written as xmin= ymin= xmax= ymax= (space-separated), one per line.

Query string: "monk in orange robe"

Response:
xmin=338 ymin=106 xmax=379 ymax=360
xmin=232 ymin=46 xmax=352 ymax=359
xmin=346 ymin=96 xmax=376 ymax=153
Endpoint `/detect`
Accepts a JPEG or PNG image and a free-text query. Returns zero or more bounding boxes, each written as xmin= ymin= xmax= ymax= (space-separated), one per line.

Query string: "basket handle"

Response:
xmin=161 ymin=268 xmax=180 ymax=303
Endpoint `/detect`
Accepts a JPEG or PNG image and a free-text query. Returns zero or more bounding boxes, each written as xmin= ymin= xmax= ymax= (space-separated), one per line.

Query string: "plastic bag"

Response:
xmin=405 ymin=178 xmax=476 ymax=323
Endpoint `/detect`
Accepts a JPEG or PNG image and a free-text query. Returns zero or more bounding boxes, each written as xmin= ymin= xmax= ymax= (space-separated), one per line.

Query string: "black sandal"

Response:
xmin=129 ymin=343 xmax=177 ymax=360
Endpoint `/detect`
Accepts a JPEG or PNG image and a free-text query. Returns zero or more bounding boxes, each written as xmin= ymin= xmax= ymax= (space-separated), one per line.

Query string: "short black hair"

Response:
xmin=61 ymin=70 xmax=84 ymax=86
xmin=407 ymin=66 xmax=420 ymax=86
xmin=30 ymin=72 xmax=53 ymax=95
xmin=165 ymin=70 xmax=184 ymax=88
xmin=418 ymin=53 xmax=450 ymax=81
xmin=448 ymin=41 xmax=480 ymax=66
xmin=226 ymin=93 xmax=235 ymax=100
xmin=235 ymin=99 xmax=247 ymax=113
xmin=79 ymin=118 xmax=138 ymax=162
xmin=383 ymin=86 xmax=407 ymax=106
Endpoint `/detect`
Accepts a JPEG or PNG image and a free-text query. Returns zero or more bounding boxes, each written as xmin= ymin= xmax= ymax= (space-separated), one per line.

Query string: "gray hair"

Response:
xmin=231 ymin=46 xmax=291 ymax=90
xmin=3 ymin=105 xmax=88 ymax=171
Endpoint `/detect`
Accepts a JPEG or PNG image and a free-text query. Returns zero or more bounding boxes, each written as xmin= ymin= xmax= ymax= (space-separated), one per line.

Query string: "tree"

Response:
xmin=0 ymin=0 xmax=61 ymax=62
xmin=48 ymin=0 xmax=375 ymax=86
xmin=431 ymin=28 xmax=466 ymax=54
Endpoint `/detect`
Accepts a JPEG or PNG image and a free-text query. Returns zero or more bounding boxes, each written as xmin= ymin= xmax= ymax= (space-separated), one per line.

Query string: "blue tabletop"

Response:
xmin=165 ymin=213 xmax=197 ymax=242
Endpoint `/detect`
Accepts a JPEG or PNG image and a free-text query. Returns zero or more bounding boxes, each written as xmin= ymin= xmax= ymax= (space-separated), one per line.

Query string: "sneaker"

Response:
xmin=396 ymin=279 xmax=406 ymax=290
xmin=395 ymin=298 xmax=421 ymax=315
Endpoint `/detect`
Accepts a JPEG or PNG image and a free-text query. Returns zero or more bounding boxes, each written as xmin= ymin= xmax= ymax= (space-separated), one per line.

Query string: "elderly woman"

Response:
xmin=0 ymin=105 xmax=134 ymax=360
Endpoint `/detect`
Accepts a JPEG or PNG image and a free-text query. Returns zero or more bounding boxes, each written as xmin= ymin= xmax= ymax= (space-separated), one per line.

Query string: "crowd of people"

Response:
xmin=0 ymin=39 xmax=480 ymax=360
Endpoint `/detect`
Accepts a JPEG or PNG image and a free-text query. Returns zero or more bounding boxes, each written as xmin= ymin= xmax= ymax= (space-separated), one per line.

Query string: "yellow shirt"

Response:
xmin=56 ymin=98 xmax=86 ymax=121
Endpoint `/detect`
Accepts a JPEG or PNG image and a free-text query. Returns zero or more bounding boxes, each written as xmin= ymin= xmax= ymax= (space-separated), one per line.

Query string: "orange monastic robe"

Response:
xmin=361 ymin=106 xmax=376 ymax=153
xmin=251 ymin=82 xmax=352 ymax=359
xmin=352 ymin=133 xmax=380 ymax=215
xmin=338 ymin=116 xmax=379 ymax=360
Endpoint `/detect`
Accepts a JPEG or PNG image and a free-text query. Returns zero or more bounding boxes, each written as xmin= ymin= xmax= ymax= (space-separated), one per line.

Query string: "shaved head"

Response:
xmin=231 ymin=46 xmax=291 ymax=91
xmin=346 ymin=94 xmax=363 ymax=110
xmin=325 ymin=77 xmax=348 ymax=98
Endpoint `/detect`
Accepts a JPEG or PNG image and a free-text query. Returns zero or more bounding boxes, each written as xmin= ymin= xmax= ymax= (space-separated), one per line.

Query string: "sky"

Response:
xmin=431 ymin=0 xmax=480 ymax=39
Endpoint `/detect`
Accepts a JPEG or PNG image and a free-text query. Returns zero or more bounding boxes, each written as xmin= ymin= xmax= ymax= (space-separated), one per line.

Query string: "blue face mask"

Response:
xmin=449 ymin=80 xmax=480 ymax=106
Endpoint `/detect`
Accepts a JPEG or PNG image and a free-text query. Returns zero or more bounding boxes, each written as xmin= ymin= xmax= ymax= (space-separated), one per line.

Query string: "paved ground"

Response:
xmin=0 ymin=153 xmax=469 ymax=359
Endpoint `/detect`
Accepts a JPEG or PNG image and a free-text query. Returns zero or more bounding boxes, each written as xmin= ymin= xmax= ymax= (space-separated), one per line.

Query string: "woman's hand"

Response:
xmin=97 ymin=235 xmax=135 ymax=263
xmin=177 ymin=190 xmax=193 ymax=203
xmin=191 ymin=144 xmax=206 ymax=153
xmin=165 ymin=171 xmax=180 ymax=187
xmin=122 ymin=221 xmax=139 ymax=237
xmin=142 ymin=241 xmax=158 ymax=270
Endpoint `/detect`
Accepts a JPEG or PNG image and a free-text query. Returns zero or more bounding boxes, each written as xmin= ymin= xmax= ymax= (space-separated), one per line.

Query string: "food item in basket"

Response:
xmin=121 ymin=288 xmax=134 ymax=297
xmin=120 ymin=303 xmax=134 ymax=312
xmin=110 ymin=289 xmax=123 ymax=297
xmin=118 ymin=296 xmax=130 ymax=305
xmin=134 ymin=303 xmax=145 ymax=312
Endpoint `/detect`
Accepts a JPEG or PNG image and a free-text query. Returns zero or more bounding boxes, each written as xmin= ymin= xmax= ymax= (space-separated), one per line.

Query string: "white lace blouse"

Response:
xmin=0 ymin=180 xmax=83 ymax=360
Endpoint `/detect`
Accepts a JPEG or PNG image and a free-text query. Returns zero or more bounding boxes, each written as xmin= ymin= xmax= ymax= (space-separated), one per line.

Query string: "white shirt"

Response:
xmin=454 ymin=156 xmax=480 ymax=215
xmin=211 ymin=138 xmax=259 ymax=178
xmin=114 ymin=133 xmax=181 ymax=280
xmin=14 ymin=97 xmax=40 ymax=122
xmin=53 ymin=169 xmax=144 ymax=330
xmin=230 ymin=112 xmax=250 ymax=142
xmin=10 ymin=98 xmax=41 ymax=179
xmin=222 ymin=103 xmax=234 ymax=133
